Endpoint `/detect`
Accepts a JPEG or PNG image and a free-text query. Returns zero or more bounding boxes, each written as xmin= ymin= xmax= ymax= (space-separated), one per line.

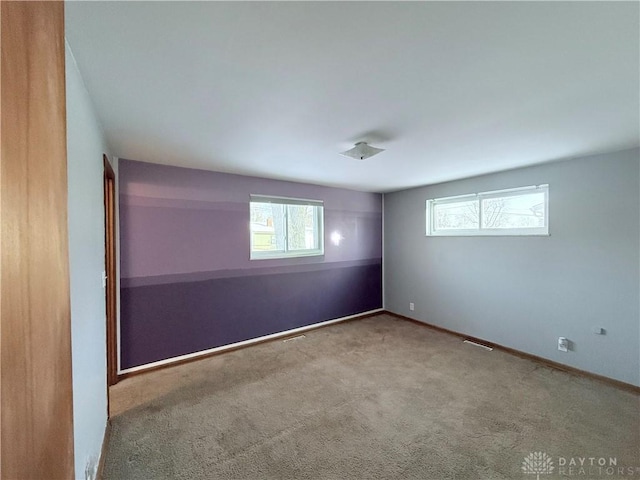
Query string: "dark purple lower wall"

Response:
xmin=120 ymin=261 xmax=382 ymax=369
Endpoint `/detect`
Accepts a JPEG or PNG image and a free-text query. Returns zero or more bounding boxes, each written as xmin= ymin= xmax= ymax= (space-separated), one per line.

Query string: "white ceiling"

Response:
xmin=65 ymin=1 xmax=639 ymax=193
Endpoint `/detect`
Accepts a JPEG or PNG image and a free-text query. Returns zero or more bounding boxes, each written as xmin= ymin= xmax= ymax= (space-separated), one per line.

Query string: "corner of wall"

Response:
xmin=381 ymin=193 xmax=386 ymax=310
xmin=65 ymin=36 xmax=112 ymax=478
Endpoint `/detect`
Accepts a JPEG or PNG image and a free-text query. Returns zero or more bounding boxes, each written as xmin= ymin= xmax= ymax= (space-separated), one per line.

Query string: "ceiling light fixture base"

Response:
xmin=340 ymin=142 xmax=385 ymax=161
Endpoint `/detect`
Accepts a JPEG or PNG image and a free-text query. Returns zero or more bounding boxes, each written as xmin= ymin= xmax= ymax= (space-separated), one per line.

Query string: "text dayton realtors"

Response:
xmin=557 ymin=457 xmax=639 ymax=477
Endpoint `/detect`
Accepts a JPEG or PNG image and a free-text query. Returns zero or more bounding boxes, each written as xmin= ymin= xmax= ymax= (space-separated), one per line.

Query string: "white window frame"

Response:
xmin=250 ymin=195 xmax=324 ymax=260
xmin=426 ymin=184 xmax=549 ymax=237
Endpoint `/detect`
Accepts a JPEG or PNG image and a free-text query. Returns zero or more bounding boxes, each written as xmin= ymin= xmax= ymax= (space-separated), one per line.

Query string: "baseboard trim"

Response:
xmin=96 ymin=419 xmax=111 ymax=480
xmin=385 ymin=311 xmax=640 ymax=395
xmin=118 ymin=308 xmax=384 ymax=380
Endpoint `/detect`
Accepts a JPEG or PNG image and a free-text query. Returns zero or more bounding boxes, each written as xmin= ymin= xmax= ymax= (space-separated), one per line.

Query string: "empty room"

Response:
xmin=2 ymin=1 xmax=639 ymax=479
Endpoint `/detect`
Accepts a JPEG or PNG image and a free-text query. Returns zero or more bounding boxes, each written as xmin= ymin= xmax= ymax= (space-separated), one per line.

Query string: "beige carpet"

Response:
xmin=104 ymin=314 xmax=640 ymax=479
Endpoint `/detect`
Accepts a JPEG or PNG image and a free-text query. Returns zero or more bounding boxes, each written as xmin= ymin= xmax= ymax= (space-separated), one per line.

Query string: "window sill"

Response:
xmin=250 ymin=250 xmax=325 ymax=260
xmin=425 ymin=232 xmax=550 ymax=237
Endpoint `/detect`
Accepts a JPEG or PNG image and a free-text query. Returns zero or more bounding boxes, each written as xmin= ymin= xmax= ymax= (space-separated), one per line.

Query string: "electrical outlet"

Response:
xmin=409 ymin=302 xmax=415 ymax=311
xmin=558 ymin=337 xmax=569 ymax=352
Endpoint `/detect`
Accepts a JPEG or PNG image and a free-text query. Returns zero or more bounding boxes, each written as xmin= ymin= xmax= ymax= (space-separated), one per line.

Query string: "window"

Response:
xmin=250 ymin=195 xmax=324 ymax=259
xmin=426 ymin=185 xmax=549 ymax=236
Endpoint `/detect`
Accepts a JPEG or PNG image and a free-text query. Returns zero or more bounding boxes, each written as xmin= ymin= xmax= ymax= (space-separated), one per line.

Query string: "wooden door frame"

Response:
xmin=104 ymin=155 xmax=118 ymax=389
xmin=1 ymin=2 xmax=75 ymax=477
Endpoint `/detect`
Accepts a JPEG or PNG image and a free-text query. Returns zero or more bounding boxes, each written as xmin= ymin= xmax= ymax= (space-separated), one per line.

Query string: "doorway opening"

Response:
xmin=104 ymin=155 xmax=118 ymax=395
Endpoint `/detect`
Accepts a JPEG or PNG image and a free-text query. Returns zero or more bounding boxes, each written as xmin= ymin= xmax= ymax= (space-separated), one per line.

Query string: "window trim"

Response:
xmin=250 ymin=195 xmax=325 ymax=260
xmin=426 ymin=184 xmax=549 ymax=237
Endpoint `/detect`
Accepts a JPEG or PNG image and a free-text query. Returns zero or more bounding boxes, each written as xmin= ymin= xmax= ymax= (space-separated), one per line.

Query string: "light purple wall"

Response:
xmin=120 ymin=159 xmax=382 ymax=279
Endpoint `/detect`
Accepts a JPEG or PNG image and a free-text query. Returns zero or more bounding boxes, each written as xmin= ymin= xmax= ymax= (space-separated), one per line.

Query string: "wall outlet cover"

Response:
xmin=558 ymin=337 xmax=569 ymax=352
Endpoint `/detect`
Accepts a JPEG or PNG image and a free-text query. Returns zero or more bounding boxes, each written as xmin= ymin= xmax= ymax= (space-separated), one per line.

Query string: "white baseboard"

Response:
xmin=118 ymin=308 xmax=384 ymax=375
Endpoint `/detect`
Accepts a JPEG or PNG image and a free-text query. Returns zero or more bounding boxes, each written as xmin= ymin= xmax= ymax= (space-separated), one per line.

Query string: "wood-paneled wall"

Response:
xmin=1 ymin=2 xmax=75 ymax=478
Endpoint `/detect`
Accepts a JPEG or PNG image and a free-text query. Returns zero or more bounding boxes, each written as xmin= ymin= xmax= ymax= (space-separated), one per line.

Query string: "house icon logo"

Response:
xmin=522 ymin=452 xmax=554 ymax=480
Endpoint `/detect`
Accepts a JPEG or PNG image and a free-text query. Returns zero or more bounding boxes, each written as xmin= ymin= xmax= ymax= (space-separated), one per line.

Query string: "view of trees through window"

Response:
xmin=250 ymin=197 xmax=323 ymax=257
xmin=427 ymin=185 xmax=548 ymax=235
xmin=481 ymin=193 xmax=545 ymax=229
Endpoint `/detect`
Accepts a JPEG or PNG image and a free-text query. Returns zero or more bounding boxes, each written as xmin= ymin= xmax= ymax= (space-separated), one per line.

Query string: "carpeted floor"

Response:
xmin=104 ymin=314 xmax=639 ymax=479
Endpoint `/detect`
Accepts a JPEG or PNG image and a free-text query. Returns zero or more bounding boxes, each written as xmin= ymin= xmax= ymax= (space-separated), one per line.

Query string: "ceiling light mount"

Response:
xmin=340 ymin=142 xmax=385 ymax=161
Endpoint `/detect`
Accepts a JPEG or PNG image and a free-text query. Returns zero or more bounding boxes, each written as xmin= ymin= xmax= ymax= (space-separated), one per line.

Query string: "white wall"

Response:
xmin=66 ymin=40 xmax=111 ymax=479
xmin=384 ymin=148 xmax=640 ymax=386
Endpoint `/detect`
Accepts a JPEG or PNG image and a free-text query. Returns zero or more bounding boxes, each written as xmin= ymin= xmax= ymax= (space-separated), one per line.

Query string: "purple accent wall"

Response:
xmin=119 ymin=159 xmax=383 ymax=369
